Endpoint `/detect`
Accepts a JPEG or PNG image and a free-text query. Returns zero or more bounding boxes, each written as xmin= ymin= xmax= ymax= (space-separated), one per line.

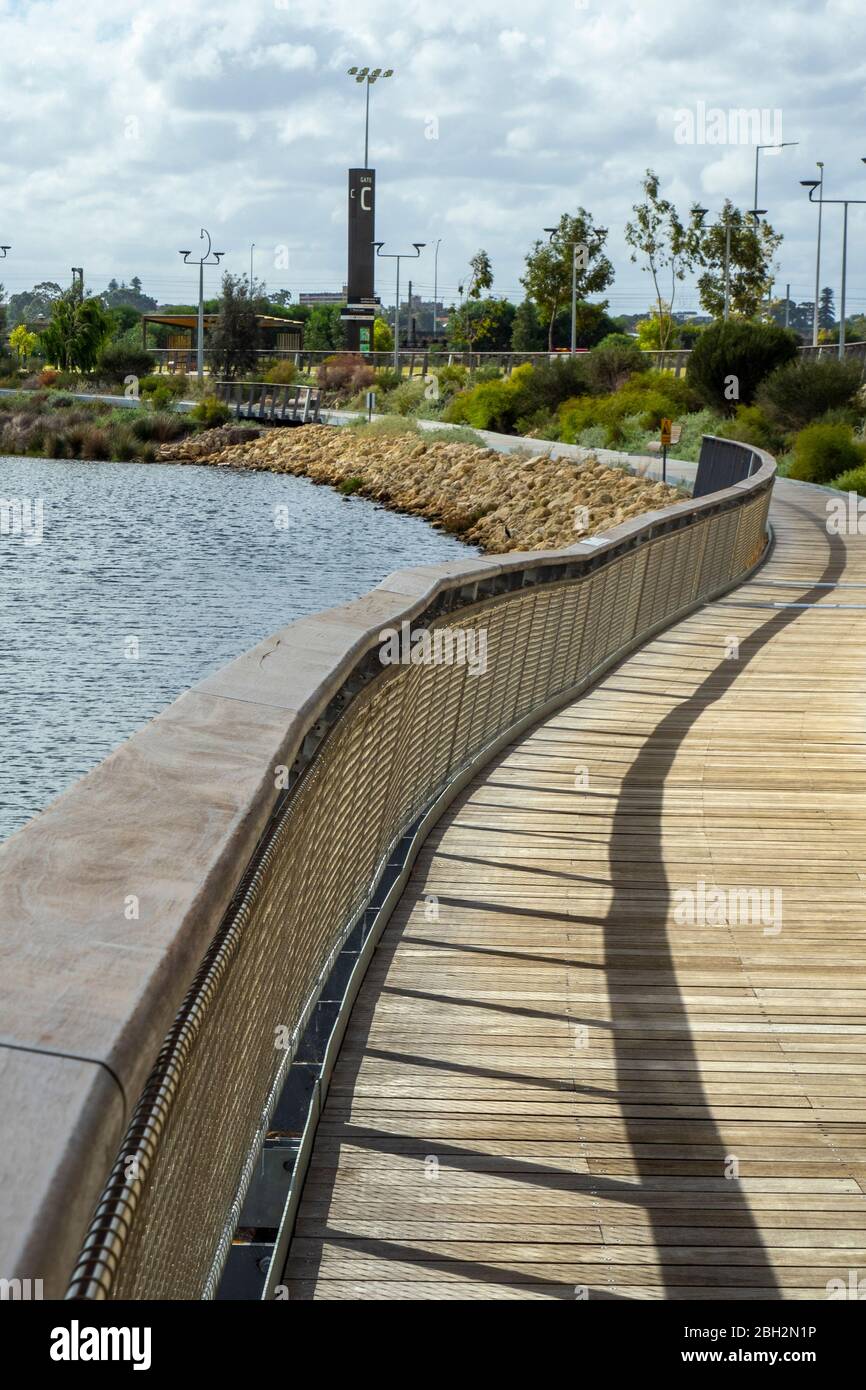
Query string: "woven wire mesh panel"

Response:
xmin=66 ymin=476 xmax=773 ymax=1300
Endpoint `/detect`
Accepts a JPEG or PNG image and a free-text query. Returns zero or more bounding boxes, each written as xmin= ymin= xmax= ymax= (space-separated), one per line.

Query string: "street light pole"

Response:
xmin=373 ymin=241 xmax=425 ymax=370
xmin=753 ymin=141 xmax=799 ymax=221
xmin=694 ymin=207 xmax=737 ymax=321
xmin=347 ymin=66 xmax=394 ymax=169
xmin=723 ymin=218 xmax=731 ymax=321
xmin=433 ymin=238 xmax=442 ymax=342
xmin=544 ymin=227 xmax=581 ymax=352
xmin=799 ymin=163 xmax=826 ymax=347
xmin=180 ymin=228 xmax=226 ymax=385
xmin=570 ymin=245 xmax=578 ymax=353
xmin=250 ymin=242 xmax=255 ymax=290
xmin=801 ymin=168 xmax=866 ymax=361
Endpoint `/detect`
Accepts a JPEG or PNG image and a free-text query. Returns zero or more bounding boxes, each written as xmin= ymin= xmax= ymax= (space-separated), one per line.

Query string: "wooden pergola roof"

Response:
xmin=141 ymin=313 xmax=303 ymax=330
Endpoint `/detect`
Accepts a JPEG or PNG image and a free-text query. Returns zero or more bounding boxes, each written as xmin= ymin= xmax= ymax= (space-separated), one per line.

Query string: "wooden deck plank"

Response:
xmin=285 ymin=480 xmax=866 ymax=1300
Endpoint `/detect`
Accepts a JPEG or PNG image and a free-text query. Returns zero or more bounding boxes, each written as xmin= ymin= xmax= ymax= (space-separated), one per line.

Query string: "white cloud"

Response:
xmin=249 ymin=44 xmax=317 ymax=72
xmin=0 ymin=0 xmax=860 ymax=313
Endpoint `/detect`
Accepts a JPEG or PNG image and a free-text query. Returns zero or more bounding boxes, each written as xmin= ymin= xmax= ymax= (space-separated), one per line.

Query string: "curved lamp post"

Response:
xmin=373 ymin=241 xmax=425 ymax=370
xmin=801 ymin=165 xmax=866 ymax=358
xmin=179 ymin=228 xmax=225 ymax=384
xmin=347 ymin=65 xmax=393 ymax=169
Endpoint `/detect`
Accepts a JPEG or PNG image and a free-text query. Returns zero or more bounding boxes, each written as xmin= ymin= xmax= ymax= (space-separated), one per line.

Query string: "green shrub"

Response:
xmin=131 ymin=411 xmax=193 ymax=443
xmin=831 ymin=464 xmax=866 ymax=496
xmin=345 ymin=415 xmax=420 ymax=437
xmin=428 ymin=363 xmax=469 ymax=399
xmin=190 ymin=395 xmax=231 ymax=428
xmin=716 ymin=403 xmax=781 ymax=452
xmin=384 ymin=380 xmax=426 ymax=416
xmin=421 ymin=425 xmax=485 ymax=446
xmin=97 ymin=344 xmax=156 ymax=385
xmin=148 ymin=384 xmax=174 ymax=411
xmin=688 ymin=320 xmax=798 ymax=414
xmin=787 ymin=422 xmax=866 ymax=484
xmin=453 ymin=377 xmax=520 ymax=432
xmin=140 ymin=373 xmax=190 ymax=400
xmin=264 ymin=361 xmax=297 ymax=385
xmin=557 ymin=370 xmax=699 ymax=448
xmin=338 ymin=475 xmax=364 ymax=495
xmin=110 ymin=425 xmax=139 ymax=461
xmin=373 ymin=367 xmax=402 ymax=392
xmin=756 ymin=356 xmax=864 ymax=432
xmin=586 ymin=336 xmax=644 ymax=392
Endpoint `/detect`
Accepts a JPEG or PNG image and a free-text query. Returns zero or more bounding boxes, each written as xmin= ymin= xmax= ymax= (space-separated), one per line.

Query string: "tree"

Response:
xmin=520 ymin=212 xmax=614 ymax=350
xmin=373 ymin=316 xmax=393 ymax=352
xmin=100 ymin=278 xmax=157 ymax=313
xmin=449 ymin=296 xmax=515 ymax=351
xmin=40 ymin=292 xmax=111 ymax=371
xmin=8 ymin=281 xmax=63 ymax=327
xmin=448 ymin=250 xmax=494 ymax=351
xmin=305 ymin=303 xmax=346 ymax=351
xmin=566 ymin=301 xmax=620 ymax=349
xmin=694 ymin=202 xmax=782 ymax=319
xmin=819 ymin=286 xmax=836 ymax=332
xmin=9 ymin=323 xmax=38 ymax=365
xmin=688 ymin=320 xmax=798 ymax=414
xmin=207 ymin=272 xmax=260 ymax=380
xmin=511 ymin=299 xmax=546 ymax=351
xmin=624 ymin=170 xmax=702 ymax=354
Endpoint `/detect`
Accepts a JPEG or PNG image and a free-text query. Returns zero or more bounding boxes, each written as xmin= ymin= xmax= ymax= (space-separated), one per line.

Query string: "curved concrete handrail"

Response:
xmin=0 ymin=440 xmax=776 ymax=1298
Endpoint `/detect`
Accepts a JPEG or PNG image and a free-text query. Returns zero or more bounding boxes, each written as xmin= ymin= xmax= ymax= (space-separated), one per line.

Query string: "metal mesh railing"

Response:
xmin=65 ymin=443 xmax=774 ymax=1299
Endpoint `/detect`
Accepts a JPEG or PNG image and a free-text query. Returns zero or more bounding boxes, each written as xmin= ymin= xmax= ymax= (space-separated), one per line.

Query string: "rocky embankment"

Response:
xmin=158 ymin=425 xmax=680 ymax=553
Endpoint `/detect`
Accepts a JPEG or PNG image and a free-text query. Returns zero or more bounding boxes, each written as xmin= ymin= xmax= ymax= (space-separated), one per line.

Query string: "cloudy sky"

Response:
xmin=0 ymin=0 xmax=864 ymax=316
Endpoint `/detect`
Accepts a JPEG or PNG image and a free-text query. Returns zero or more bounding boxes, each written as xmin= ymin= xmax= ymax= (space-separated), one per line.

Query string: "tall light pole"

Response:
xmin=180 ymin=228 xmax=225 ymax=385
xmin=801 ymin=166 xmax=866 ymax=359
xmin=748 ymin=141 xmax=796 ymax=326
xmin=347 ymin=66 xmax=394 ymax=168
xmin=432 ymin=238 xmax=442 ymax=342
xmin=250 ymin=242 xmax=255 ymax=291
xmin=373 ymin=241 xmax=425 ymax=370
xmin=800 ymin=164 xmax=825 ymax=347
xmin=753 ymin=141 xmax=798 ymax=220
xmin=545 ymin=227 xmax=582 ymax=352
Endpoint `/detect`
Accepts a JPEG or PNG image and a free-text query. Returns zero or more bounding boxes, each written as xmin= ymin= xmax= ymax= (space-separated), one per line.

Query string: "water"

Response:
xmin=0 ymin=456 xmax=474 ymax=843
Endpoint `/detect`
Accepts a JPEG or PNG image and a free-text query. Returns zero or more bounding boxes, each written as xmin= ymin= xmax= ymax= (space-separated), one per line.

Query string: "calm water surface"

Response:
xmin=0 ymin=456 xmax=473 ymax=842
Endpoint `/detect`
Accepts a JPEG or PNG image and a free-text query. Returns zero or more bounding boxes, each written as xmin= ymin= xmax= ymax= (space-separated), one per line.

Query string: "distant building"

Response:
xmin=299 ymin=287 xmax=348 ymax=306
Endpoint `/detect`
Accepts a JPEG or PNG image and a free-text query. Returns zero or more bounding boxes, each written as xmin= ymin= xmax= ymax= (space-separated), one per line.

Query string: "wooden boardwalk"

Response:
xmin=285 ymin=480 xmax=866 ymax=1300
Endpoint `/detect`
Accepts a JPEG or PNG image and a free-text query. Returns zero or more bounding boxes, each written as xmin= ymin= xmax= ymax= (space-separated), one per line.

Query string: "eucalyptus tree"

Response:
xmin=521 ymin=211 xmax=613 ymax=352
xmin=624 ymin=169 xmax=703 ymax=354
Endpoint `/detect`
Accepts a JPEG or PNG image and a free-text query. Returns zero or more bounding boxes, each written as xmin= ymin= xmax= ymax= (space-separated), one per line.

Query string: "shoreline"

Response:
xmin=157 ymin=424 xmax=682 ymax=554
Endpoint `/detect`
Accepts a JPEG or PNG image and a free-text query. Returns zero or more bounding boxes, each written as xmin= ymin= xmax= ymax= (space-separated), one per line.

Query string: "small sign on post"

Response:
xmin=658 ymin=417 xmax=681 ymax=483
